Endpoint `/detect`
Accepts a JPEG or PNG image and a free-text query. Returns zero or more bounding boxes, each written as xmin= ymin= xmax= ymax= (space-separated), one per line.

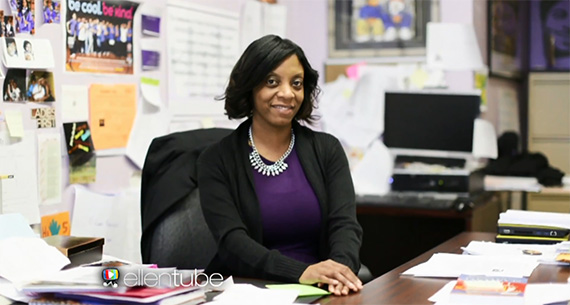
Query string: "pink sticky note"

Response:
xmin=346 ymin=62 xmax=366 ymax=80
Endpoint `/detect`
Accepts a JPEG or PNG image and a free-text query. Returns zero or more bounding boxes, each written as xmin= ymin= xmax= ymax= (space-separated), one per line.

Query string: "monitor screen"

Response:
xmin=383 ymin=91 xmax=481 ymax=153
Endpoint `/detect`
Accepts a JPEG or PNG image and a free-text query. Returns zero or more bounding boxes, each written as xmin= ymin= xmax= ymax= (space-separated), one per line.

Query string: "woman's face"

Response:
xmin=25 ymin=43 xmax=31 ymax=52
xmin=545 ymin=1 xmax=570 ymax=52
xmin=252 ymin=54 xmax=305 ymax=129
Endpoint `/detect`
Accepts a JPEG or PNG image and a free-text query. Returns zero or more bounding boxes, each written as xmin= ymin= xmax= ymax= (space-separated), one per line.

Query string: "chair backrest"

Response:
xmin=140 ymin=128 xmax=232 ymax=268
xmin=148 ymin=189 xmax=216 ymax=269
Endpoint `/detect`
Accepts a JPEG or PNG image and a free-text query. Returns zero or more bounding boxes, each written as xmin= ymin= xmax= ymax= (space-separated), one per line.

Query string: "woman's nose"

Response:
xmin=278 ymin=84 xmax=295 ymax=99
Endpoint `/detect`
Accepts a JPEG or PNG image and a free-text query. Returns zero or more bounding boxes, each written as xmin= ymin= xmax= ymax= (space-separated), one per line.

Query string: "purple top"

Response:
xmin=252 ymin=147 xmax=321 ymax=265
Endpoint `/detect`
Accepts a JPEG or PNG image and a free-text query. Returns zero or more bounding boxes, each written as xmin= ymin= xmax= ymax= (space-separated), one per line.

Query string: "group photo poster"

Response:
xmin=65 ymin=0 xmax=138 ymax=74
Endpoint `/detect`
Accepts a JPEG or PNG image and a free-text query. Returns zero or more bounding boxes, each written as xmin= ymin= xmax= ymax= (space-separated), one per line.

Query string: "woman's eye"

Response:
xmin=267 ymin=78 xmax=277 ymax=86
xmin=293 ymin=80 xmax=303 ymax=88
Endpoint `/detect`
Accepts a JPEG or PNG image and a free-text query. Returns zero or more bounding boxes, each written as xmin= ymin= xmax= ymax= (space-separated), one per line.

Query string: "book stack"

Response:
xmin=449 ymin=274 xmax=527 ymax=305
xmin=497 ymin=210 xmax=570 ymax=245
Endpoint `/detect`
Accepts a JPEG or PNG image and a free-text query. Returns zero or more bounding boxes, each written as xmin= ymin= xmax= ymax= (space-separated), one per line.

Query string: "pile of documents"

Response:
xmin=497 ymin=210 xmax=570 ymax=244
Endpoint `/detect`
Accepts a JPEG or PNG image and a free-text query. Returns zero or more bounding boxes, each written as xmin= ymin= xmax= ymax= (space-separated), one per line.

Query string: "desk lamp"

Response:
xmin=425 ymin=22 xmax=485 ymax=88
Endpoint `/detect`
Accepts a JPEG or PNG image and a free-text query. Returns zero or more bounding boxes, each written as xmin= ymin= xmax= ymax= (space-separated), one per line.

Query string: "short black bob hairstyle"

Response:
xmin=219 ymin=35 xmax=320 ymax=123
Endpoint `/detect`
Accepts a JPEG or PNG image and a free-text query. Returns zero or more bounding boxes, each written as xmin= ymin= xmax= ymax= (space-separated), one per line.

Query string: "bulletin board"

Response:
xmin=0 ymin=0 xmax=244 ymax=263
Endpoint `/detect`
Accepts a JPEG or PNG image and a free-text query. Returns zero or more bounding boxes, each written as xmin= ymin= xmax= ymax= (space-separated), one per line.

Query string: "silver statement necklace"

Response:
xmin=248 ymin=126 xmax=295 ymax=177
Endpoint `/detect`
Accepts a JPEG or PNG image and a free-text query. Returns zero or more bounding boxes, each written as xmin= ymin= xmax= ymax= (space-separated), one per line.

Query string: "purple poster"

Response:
xmin=530 ymin=0 xmax=570 ymax=71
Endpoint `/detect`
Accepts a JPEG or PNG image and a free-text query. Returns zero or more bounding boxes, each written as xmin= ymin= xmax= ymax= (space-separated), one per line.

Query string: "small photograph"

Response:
xmin=4 ymin=37 xmax=17 ymax=57
xmin=0 ymin=11 xmax=4 ymax=37
xmin=3 ymin=68 xmax=26 ymax=102
xmin=10 ymin=0 xmax=35 ymax=35
xmin=27 ymin=70 xmax=55 ymax=102
xmin=23 ymin=39 xmax=34 ymax=60
xmin=4 ymin=17 xmax=15 ymax=37
xmin=43 ymin=0 xmax=60 ymax=24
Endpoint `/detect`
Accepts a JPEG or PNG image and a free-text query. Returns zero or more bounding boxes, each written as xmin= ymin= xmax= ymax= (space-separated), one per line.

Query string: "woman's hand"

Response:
xmin=299 ymin=259 xmax=363 ymax=295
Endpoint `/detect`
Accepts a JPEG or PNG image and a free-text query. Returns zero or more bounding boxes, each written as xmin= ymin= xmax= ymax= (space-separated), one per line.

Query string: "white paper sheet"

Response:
xmin=4 ymin=110 xmax=24 ymax=138
xmin=0 ymin=130 xmax=40 ymax=224
xmin=263 ymin=3 xmax=287 ymax=38
xmin=126 ymin=108 xmax=169 ymax=169
xmin=37 ymin=133 xmax=62 ymax=205
xmin=472 ymin=118 xmax=498 ymax=159
xmin=401 ymin=253 xmax=539 ymax=278
xmin=211 ymin=283 xmax=298 ymax=305
xmin=71 ymin=185 xmax=142 ymax=263
xmin=498 ymin=87 xmax=520 ymax=136
xmin=61 ymin=85 xmax=89 ymax=123
xmin=166 ymin=1 xmax=239 ymax=116
xmin=484 ymin=175 xmax=542 ymax=192
xmin=240 ymin=0 xmax=263 ymax=52
xmin=0 ymin=213 xmax=36 ymax=241
xmin=351 ymin=139 xmax=392 ymax=195
xmin=462 ymin=240 xmax=570 ymax=265
xmin=499 ymin=210 xmax=570 ymax=230
xmin=0 ymin=237 xmax=70 ymax=285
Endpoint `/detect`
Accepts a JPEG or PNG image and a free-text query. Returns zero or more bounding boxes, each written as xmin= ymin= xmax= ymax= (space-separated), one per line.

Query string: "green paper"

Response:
xmin=265 ymin=284 xmax=331 ymax=297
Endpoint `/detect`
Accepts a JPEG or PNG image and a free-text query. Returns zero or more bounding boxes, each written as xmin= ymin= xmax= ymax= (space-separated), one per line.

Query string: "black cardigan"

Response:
xmin=197 ymin=119 xmax=362 ymax=282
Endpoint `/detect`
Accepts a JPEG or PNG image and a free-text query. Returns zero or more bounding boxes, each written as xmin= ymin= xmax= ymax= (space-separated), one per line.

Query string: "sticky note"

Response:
xmin=5 ymin=110 xmax=24 ymax=138
xmin=265 ymin=284 xmax=331 ymax=297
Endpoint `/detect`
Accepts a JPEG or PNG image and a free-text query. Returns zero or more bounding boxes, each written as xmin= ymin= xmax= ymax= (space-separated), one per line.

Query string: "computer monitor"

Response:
xmin=383 ymin=90 xmax=481 ymax=159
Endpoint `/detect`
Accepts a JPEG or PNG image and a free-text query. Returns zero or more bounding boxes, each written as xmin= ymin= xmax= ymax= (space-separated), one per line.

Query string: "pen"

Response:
xmin=0 ymin=175 xmax=14 ymax=179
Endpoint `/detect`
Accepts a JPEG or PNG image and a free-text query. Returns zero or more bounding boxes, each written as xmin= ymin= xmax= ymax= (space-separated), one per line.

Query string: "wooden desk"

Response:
xmin=357 ymin=193 xmax=501 ymax=277
xmin=317 ymin=232 xmax=570 ymax=305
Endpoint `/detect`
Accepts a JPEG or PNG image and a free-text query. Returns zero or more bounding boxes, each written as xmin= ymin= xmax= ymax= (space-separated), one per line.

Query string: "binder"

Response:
xmin=495 ymin=233 xmax=570 ymax=245
xmin=498 ymin=223 xmax=570 ymax=238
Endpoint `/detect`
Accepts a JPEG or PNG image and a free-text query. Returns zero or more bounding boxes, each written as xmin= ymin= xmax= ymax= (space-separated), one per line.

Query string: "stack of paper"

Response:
xmin=497 ymin=210 xmax=570 ymax=244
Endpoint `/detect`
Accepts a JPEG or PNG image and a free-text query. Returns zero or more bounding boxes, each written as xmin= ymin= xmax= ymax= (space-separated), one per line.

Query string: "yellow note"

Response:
xmin=5 ymin=110 xmax=24 ymax=138
xmin=410 ymin=68 xmax=429 ymax=89
xmin=89 ymin=84 xmax=137 ymax=150
xmin=41 ymin=211 xmax=71 ymax=237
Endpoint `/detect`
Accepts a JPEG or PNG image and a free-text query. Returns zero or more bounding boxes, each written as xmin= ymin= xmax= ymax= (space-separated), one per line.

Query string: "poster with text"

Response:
xmin=65 ymin=0 xmax=138 ymax=74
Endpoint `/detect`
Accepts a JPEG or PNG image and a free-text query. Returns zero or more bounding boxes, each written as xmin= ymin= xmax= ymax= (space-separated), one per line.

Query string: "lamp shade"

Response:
xmin=426 ymin=22 xmax=484 ymax=71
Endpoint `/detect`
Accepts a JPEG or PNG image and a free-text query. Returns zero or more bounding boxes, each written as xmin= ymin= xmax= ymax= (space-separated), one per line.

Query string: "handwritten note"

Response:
xmin=89 ymin=84 xmax=137 ymax=150
xmin=0 ymin=130 xmax=40 ymax=224
xmin=166 ymin=1 xmax=239 ymax=115
xmin=37 ymin=133 xmax=62 ymax=205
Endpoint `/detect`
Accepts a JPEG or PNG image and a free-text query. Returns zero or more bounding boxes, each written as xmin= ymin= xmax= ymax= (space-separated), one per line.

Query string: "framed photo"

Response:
xmin=328 ymin=0 xmax=439 ymax=58
xmin=488 ymin=0 xmax=529 ymax=79
xmin=529 ymin=0 xmax=570 ymax=71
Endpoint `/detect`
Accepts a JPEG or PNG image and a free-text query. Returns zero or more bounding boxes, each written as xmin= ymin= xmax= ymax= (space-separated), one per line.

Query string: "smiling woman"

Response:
xmin=198 ymin=35 xmax=364 ymax=296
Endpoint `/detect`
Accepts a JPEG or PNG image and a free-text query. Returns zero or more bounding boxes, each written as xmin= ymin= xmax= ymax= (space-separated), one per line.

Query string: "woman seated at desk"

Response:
xmin=197 ymin=35 xmax=363 ymax=296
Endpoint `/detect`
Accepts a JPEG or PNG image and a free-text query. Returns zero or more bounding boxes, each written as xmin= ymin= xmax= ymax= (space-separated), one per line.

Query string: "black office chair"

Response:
xmin=140 ymin=128 xmax=232 ymax=269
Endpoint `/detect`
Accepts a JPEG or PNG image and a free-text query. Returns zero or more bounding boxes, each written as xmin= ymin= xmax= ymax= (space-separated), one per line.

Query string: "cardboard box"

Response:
xmin=43 ymin=236 xmax=104 ymax=267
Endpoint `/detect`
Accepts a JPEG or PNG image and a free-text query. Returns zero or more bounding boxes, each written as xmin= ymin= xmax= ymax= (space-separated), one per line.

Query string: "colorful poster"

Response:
xmin=65 ymin=0 xmax=138 ymax=74
xmin=89 ymin=84 xmax=137 ymax=150
xmin=41 ymin=211 xmax=70 ymax=237
xmin=8 ymin=0 xmax=35 ymax=35
xmin=63 ymin=121 xmax=96 ymax=184
xmin=43 ymin=0 xmax=61 ymax=24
